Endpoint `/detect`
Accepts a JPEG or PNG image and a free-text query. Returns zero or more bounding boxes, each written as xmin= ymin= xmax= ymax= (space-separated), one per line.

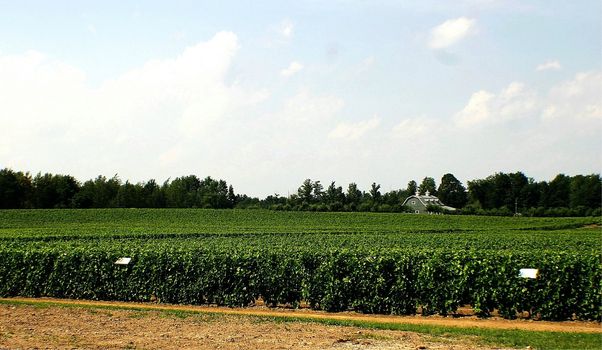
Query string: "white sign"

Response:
xmin=519 ymin=268 xmax=538 ymax=279
xmin=114 ymin=257 xmax=131 ymax=265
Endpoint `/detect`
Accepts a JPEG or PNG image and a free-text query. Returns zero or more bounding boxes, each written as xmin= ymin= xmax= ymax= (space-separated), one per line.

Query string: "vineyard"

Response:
xmin=0 ymin=209 xmax=600 ymax=321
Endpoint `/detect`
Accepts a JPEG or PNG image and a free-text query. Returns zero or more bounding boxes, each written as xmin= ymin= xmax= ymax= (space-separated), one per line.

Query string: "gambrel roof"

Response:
xmin=402 ymin=191 xmax=456 ymax=211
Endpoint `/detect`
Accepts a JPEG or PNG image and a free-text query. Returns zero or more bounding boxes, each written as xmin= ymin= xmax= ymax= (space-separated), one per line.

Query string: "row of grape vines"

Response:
xmin=0 ymin=209 xmax=599 ymax=321
xmin=0 ymin=245 xmax=599 ymax=321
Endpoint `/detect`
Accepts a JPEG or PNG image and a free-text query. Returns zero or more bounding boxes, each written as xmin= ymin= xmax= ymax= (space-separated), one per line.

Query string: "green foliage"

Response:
xmin=0 ymin=209 xmax=600 ymax=321
xmin=437 ymin=173 xmax=467 ymax=208
xmin=0 ymin=169 xmax=33 ymax=209
xmin=1 ymin=168 xmax=600 ymax=217
xmin=418 ymin=177 xmax=437 ymax=196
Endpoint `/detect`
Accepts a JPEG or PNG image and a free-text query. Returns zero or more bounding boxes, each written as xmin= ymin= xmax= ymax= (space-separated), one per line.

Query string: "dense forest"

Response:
xmin=0 ymin=168 xmax=600 ymax=217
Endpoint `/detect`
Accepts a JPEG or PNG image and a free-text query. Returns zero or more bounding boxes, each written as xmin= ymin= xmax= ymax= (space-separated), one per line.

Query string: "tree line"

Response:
xmin=0 ymin=170 xmax=236 ymax=209
xmin=0 ymin=168 xmax=600 ymax=216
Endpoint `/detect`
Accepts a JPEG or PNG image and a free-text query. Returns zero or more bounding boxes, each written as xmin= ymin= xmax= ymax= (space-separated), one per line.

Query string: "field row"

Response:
xmin=0 ymin=248 xmax=599 ymax=321
xmin=0 ymin=209 xmax=600 ymax=321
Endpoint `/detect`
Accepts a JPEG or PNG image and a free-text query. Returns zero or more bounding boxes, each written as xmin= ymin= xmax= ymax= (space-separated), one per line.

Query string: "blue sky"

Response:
xmin=1 ymin=1 xmax=600 ymax=196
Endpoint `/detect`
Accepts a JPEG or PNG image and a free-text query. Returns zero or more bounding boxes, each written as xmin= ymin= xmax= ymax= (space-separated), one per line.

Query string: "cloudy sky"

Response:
xmin=1 ymin=1 xmax=600 ymax=197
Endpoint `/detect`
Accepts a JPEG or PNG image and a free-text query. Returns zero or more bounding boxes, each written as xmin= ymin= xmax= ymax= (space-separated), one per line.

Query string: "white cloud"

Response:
xmin=453 ymin=72 xmax=602 ymax=127
xmin=454 ymin=82 xmax=538 ymax=127
xmin=543 ymin=71 xmax=602 ymax=121
xmin=280 ymin=19 xmax=294 ymax=38
xmin=454 ymin=90 xmax=494 ymax=126
xmin=280 ymin=61 xmax=304 ymax=77
xmin=329 ymin=116 xmax=380 ymax=140
xmin=536 ymin=60 xmax=561 ymax=71
xmin=428 ymin=17 xmax=476 ymax=49
xmin=497 ymin=82 xmax=538 ymax=119
xmin=0 ymin=31 xmax=268 ymax=182
xmin=391 ymin=117 xmax=436 ymax=137
xmin=385 ymin=71 xmax=602 ymax=187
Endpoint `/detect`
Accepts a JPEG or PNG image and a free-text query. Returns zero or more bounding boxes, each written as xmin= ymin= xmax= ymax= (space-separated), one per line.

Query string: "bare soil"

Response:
xmin=1 ymin=298 xmax=600 ymax=350
xmin=1 ymin=303 xmax=487 ymax=350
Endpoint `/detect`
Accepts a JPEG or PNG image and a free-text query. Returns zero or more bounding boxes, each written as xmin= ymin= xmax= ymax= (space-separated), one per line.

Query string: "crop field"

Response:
xmin=0 ymin=209 xmax=600 ymax=321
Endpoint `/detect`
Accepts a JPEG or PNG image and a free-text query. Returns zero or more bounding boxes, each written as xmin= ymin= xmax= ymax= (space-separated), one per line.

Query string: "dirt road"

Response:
xmin=0 ymin=302 xmax=492 ymax=350
xmin=2 ymin=297 xmax=600 ymax=333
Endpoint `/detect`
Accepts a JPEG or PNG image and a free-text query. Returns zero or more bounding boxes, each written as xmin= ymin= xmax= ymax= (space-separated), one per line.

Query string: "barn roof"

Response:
xmin=402 ymin=191 xmax=456 ymax=211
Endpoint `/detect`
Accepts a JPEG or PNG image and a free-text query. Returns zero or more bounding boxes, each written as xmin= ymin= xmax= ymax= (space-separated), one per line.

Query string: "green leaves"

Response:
xmin=0 ymin=209 xmax=600 ymax=320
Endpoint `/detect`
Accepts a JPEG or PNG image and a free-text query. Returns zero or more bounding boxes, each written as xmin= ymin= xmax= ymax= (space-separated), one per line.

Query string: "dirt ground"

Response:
xmin=1 ymin=303 xmax=491 ymax=350
xmin=1 ymin=298 xmax=600 ymax=350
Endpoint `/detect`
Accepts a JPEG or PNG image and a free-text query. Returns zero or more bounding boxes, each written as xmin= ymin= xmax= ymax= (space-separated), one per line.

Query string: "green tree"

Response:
xmin=73 ymin=175 xmax=121 ymax=208
xmin=569 ymin=174 xmax=601 ymax=209
xmin=116 ymin=181 xmax=144 ymax=208
xmin=32 ymin=173 xmax=80 ymax=208
xmin=406 ymin=180 xmax=417 ymax=196
xmin=197 ymin=176 xmax=229 ymax=208
xmin=312 ymin=181 xmax=324 ymax=203
xmin=0 ymin=168 xmax=33 ymax=208
xmin=142 ymin=179 xmax=165 ymax=208
xmin=345 ymin=182 xmax=362 ymax=211
xmin=418 ymin=177 xmax=437 ymax=195
xmin=382 ymin=189 xmax=405 ymax=210
xmin=165 ymin=175 xmax=200 ymax=208
xmin=546 ymin=174 xmax=571 ymax=208
xmin=521 ymin=179 xmax=543 ymax=209
xmin=467 ymin=178 xmax=494 ymax=209
xmin=297 ymin=179 xmax=314 ymax=204
xmin=437 ymin=173 xmax=467 ymax=208
xmin=227 ymin=185 xmax=237 ymax=208
xmin=325 ymin=181 xmax=345 ymax=211
xmin=369 ymin=182 xmax=382 ymax=204
xmin=32 ymin=173 xmax=58 ymax=208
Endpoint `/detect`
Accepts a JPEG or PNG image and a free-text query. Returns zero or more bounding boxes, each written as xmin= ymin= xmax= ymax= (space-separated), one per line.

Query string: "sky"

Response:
xmin=0 ymin=0 xmax=600 ymax=197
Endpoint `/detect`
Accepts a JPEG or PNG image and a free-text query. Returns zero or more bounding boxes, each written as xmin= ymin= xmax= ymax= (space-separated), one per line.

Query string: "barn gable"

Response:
xmin=402 ymin=191 xmax=456 ymax=214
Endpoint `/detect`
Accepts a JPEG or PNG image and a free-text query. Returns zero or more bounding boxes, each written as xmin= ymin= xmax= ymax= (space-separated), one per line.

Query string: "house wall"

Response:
xmin=404 ymin=196 xmax=427 ymax=213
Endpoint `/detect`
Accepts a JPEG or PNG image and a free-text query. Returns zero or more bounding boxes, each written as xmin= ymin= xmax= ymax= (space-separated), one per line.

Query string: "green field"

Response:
xmin=0 ymin=209 xmax=600 ymax=320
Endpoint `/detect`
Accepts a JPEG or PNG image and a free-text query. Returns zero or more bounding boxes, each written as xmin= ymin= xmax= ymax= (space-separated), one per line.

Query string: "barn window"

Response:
xmin=411 ymin=200 xmax=416 ymax=205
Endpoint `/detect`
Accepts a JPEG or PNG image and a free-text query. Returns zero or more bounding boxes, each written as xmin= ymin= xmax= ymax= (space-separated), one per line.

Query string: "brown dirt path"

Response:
xmin=2 ymin=297 xmax=600 ymax=334
xmin=0 ymin=303 xmax=497 ymax=350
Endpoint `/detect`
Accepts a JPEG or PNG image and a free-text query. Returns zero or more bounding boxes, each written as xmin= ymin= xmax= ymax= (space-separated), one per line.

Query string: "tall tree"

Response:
xmin=569 ymin=174 xmax=601 ymax=209
xmin=437 ymin=173 xmax=467 ymax=208
xmin=227 ymin=185 xmax=237 ymax=208
xmin=0 ymin=169 xmax=32 ymax=208
xmin=521 ymin=179 xmax=543 ymax=209
xmin=406 ymin=180 xmax=417 ymax=196
xmin=53 ymin=175 xmax=80 ymax=208
xmin=33 ymin=173 xmax=80 ymax=208
xmin=467 ymin=178 xmax=495 ymax=209
xmin=142 ymin=179 xmax=165 ymax=208
xmin=546 ymin=174 xmax=571 ymax=208
xmin=369 ymin=182 xmax=382 ymax=204
xmin=508 ymin=172 xmax=529 ymax=211
xmin=116 ymin=181 xmax=144 ymax=208
xmin=297 ymin=179 xmax=314 ymax=204
xmin=197 ymin=176 xmax=229 ymax=208
xmin=418 ymin=177 xmax=437 ymax=195
xmin=325 ymin=181 xmax=345 ymax=209
xmin=346 ymin=182 xmax=362 ymax=210
xmin=165 ymin=175 xmax=200 ymax=208
xmin=312 ymin=181 xmax=324 ymax=203
xmin=73 ymin=175 xmax=120 ymax=208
